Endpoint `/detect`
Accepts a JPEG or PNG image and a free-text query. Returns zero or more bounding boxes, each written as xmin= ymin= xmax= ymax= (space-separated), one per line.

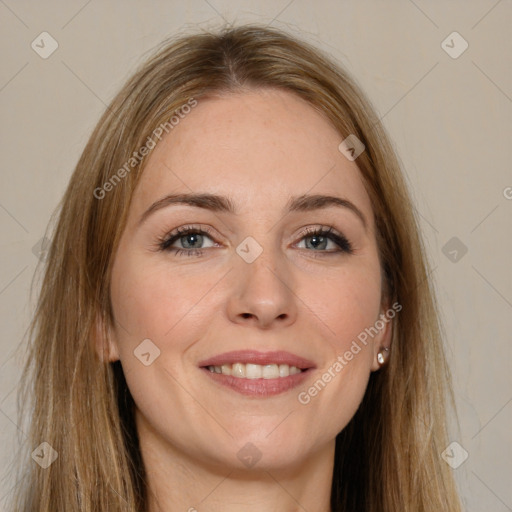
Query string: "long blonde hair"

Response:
xmin=10 ymin=24 xmax=462 ymax=511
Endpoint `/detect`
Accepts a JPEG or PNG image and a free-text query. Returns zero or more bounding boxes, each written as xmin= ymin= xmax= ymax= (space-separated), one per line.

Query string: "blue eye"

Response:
xmin=158 ymin=225 xmax=353 ymax=257
xmin=296 ymin=226 xmax=353 ymax=254
xmin=158 ymin=225 xmax=216 ymax=257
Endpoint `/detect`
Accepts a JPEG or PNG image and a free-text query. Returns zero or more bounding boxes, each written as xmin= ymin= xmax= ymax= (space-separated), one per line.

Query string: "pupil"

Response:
xmin=184 ymin=233 xmax=201 ymax=248
xmin=309 ymin=235 xmax=325 ymax=249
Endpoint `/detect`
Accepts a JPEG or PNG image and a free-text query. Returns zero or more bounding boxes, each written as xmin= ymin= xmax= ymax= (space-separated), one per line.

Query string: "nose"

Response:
xmin=226 ymin=247 xmax=298 ymax=329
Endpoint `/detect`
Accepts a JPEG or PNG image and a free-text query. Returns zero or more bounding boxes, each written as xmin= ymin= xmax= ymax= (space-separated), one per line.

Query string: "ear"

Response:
xmin=92 ymin=311 xmax=120 ymax=363
xmin=370 ymin=299 xmax=395 ymax=372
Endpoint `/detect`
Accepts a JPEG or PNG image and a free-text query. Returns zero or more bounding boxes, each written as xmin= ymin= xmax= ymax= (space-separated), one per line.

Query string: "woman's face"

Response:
xmin=106 ymin=88 xmax=391 ymax=470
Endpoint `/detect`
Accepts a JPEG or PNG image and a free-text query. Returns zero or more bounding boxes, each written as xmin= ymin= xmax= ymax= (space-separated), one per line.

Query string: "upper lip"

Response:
xmin=198 ymin=350 xmax=316 ymax=370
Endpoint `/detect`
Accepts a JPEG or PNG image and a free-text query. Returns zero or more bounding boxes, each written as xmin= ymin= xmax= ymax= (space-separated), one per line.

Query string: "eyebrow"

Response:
xmin=138 ymin=192 xmax=367 ymax=230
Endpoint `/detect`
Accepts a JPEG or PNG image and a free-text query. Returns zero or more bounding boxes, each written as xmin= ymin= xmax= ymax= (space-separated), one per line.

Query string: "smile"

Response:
xmin=198 ymin=350 xmax=315 ymax=397
xmin=206 ymin=363 xmax=303 ymax=379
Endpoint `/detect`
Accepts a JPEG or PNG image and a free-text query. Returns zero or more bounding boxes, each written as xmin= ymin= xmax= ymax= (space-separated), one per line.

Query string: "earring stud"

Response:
xmin=377 ymin=347 xmax=389 ymax=366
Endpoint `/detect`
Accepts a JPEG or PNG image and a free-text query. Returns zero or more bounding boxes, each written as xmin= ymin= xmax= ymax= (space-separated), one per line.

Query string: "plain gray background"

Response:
xmin=0 ymin=1 xmax=511 ymax=510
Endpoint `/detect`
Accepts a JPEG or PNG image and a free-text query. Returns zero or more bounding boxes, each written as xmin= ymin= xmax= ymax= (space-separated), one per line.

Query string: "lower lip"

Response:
xmin=200 ymin=367 xmax=312 ymax=397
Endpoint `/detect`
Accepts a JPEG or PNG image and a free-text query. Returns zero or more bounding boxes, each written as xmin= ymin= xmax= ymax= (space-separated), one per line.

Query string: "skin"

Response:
xmin=99 ymin=88 xmax=392 ymax=512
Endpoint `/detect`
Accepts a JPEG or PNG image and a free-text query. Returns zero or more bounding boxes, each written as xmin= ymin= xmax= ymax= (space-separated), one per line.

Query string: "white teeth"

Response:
xmin=246 ymin=364 xmax=262 ymax=379
xmin=262 ymin=364 xmax=279 ymax=379
xmin=279 ymin=364 xmax=289 ymax=377
xmin=207 ymin=362 xmax=304 ymax=378
xmin=232 ymin=363 xmax=245 ymax=378
xmin=220 ymin=364 xmax=232 ymax=376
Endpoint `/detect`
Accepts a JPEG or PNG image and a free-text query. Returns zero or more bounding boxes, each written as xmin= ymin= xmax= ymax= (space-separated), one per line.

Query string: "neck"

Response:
xmin=135 ymin=411 xmax=335 ymax=512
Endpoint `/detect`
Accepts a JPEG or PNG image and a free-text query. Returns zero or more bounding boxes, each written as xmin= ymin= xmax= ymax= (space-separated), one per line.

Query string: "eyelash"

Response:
xmin=156 ymin=224 xmax=354 ymax=258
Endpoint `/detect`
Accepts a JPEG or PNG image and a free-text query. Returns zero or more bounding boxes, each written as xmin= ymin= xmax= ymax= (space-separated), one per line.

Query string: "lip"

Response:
xmin=197 ymin=350 xmax=316 ymax=369
xmin=201 ymin=367 xmax=312 ymax=397
xmin=198 ymin=350 xmax=316 ymax=398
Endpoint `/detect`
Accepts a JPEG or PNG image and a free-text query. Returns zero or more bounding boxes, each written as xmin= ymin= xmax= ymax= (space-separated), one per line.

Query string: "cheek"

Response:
xmin=292 ymin=262 xmax=382 ymax=435
xmin=302 ymin=261 xmax=383 ymax=352
xmin=108 ymin=257 xmax=220 ymax=436
xmin=110 ymin=255 xmax=219 ymax=343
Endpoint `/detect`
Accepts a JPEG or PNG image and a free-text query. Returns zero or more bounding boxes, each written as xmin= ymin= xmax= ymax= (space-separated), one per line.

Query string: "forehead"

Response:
xmin=132 ymin=88 xmax=373 ymax=222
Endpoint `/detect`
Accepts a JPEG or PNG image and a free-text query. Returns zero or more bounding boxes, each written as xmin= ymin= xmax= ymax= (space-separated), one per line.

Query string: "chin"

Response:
xmin=219 ymin=427 xmax=319 ymax=472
